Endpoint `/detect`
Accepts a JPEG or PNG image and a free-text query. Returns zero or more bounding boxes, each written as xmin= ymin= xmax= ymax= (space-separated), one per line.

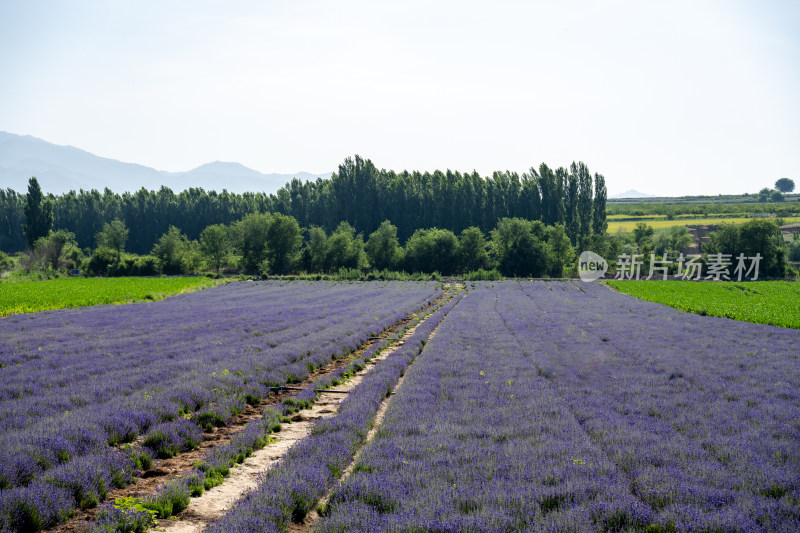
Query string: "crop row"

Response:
xmin=85 ymin=295 xmax=444 ymax=530
xmin=314 ymin=281 xmax=800 ymax=532
xmin=0 ymin=281 xmax=440 ymax=531
xmin=202 ymin=292 xmax=463 ymax=532
xmin=512 ymin=281 xmax=800 ymax=530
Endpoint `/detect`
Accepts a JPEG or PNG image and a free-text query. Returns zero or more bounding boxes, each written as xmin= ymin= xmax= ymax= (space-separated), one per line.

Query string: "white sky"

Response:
xmin=1 ymin=0 xmax=798 ymax=196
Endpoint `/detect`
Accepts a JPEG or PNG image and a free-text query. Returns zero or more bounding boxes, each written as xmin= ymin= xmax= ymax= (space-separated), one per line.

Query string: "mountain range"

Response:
xmin=0 ymin=131 xmax=332 ymax=195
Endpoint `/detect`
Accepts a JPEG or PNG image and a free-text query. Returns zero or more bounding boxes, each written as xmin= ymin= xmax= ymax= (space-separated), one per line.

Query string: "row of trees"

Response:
xmin=11 ymin=208 xmax=794 ymax=279
xmin=12 ymin=213 xmax=583 ymax=279
xmin=1 ymin=156 xmax=607 ymax=254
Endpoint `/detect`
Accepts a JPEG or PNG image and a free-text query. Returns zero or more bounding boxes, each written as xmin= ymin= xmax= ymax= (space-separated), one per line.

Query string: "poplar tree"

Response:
xmin=23 ymin=177 xmax=53 ymax=247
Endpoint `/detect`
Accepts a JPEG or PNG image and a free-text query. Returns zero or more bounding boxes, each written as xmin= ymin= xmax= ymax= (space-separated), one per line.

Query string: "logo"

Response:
xmin=578 ymin=251 xmax=608 ymax=282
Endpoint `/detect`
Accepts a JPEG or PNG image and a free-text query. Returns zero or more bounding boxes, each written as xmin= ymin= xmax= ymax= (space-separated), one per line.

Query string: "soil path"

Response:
xmin=155 ymin=290 xmax=458 ymax=532
xmin=290 ymin=316 xmax=447 ymax=533
xmin=48 ymin=292 xmax=447 ymax=533
xmin=158 ymin=330 xmax=419 ymax=532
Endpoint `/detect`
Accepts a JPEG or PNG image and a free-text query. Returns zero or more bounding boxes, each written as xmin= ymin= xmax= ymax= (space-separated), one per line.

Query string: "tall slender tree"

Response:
xmin=592 ymin=173 xmax=608 ymax=235
xmin=23 ymin=177 xmax=53 ymax=247
xmin=577 ymin=162 xmax=594 ymax=246
xmin=565 ymin=163 xmax=580 ymax=244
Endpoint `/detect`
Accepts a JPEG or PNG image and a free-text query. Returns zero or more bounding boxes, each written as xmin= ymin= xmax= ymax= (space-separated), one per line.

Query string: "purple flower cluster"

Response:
xmin=203 ymin=294 xmax=462 ymax=532
xmin=0 ymin=449 xmax=134 ymax=531
xmin=509 ymin=281 xmax=800 ymax=531
xmin=141 ymin=418 xmax=203 ymax=459
xmin=315 ymin=281 xmax=800 ymax=532
xmin=0 ymin=281 xmax=439 ymax=531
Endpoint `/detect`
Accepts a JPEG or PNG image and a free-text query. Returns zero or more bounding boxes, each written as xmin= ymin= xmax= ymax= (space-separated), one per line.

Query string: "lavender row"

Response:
xmin=92 ymin=329 xmax=412 ymax=529
xmin=89 ymin=333 xmax=402 ymax=531
xmin=0 ymin=282 xmax=439 ymax=530
xmin=203 ymin=293 xmax=462 ymax=533
xmin=0 ymin=282 xmax=439 ymax=432
xmin=315 ymin=284 xmax=649 ymax=532
xmin=503 ymin=281 xmax=800 ymax=530
xmin=315 ymin=282 xmax=800 ymax=531
xmin=0 ymin=448 xmax=138 ymax=533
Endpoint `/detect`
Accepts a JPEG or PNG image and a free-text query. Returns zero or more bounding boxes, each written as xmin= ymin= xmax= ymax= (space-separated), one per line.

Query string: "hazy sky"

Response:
xmin=1 ymin=1 xmax=798 ymax=196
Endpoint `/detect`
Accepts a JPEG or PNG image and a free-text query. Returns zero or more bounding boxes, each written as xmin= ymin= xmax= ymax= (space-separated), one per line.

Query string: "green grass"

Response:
xmin=0 ymin=277 xmax=223 ymax=317
xmin=607 ymin=280 xmax=800 ymax=329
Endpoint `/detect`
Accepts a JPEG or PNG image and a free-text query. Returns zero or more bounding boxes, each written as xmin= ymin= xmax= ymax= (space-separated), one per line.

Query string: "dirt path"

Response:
xmin=290 ymin=317 xmax=447 ymax=533
xmin=48 ymin=293 xmax=448 ymax=533
xmin=158 ymin=324 xmax=426 ymax=533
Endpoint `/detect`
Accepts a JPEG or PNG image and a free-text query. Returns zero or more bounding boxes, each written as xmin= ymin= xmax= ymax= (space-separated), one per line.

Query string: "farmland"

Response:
xmin=0 ymin=277 xmax=223 ymax=317
xmin=0 ymin=281 xmax=441 ymax=530
xmin=1 ymin=281 xmax=799 ymax=532
xmin=606 ymin=216 xmax=800 ymax=234
xmin=607 ymin=280 xmax=800 ymax=329
xmin=312 ymin=282 xmax=800 ymax=531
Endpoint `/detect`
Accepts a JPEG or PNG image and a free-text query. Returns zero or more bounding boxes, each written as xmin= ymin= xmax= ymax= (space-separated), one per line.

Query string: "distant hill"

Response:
xmin=609 ymin=189 xmax=654 ymax=199
xmin=0 ymin=131 xmax=331 ymax=195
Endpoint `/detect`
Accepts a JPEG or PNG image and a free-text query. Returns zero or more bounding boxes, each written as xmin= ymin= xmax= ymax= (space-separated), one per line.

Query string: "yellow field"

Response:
xmin=607 ymin=216 xmax=800 ymax=233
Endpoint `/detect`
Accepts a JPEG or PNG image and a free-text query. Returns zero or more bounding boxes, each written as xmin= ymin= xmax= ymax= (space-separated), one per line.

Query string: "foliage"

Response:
xmin=632 ymin=222 xmax=655 ymax=248
xmin=775 ymin=177 xmax=795 ymax=193
xmin=85 ymin=250 xmax=159 ymax=277
xmin=0 ymin=251 xmax=13 ymax=273
xmin=705 ymin=219 xmax=787 ymax=278
xmin=789 ymin=232 xmax=800 ymax=262
xmin=592 ymin=172 xmax=608 ymax=234
xmin=85 ymin=499 xmax=156 ymax=533
xmin=652 ymin=226 xmax=693 ymax=256
xmin=324 ymin=222 xmax=365 ymax=273
xmin=458 ymin=226 xmax=490 ymax=273
xmin=0 ymin=189 xmax=26 ymax=252
xmin=301 ymin=225 xmax=327 ymax=272
xmin=23 ymin=177 xmax=53 ymax=248
xmin=461 ymin=268 xmax=502 ymax=281
xmin=546 ymin=224 xmax=574 ymax=277
xmin=607 ymin=280 xmax=800 ymax=328
xmin=96 ymin=220 xmax=129 ymax=262
xmin=403 ymin=228 xmax=460 ymax=275
xmin=365 ymin=220 xmax=402 ymax=271
xmin=0 ymin=276 xmax=220 ymax=316
xmin=19 ymin=230 xmax=82 ymax=274
xmin=2 ymin=156 xmax=606 ymax=256
xmin=199 ymin=223 xmax=229 ymax=274
xmin=266 ymin=213 xmax=303 ymax=275
xmin=491 ymin=218 xmax=549 ymax=277
xmin=233 ymin=213 xmax=271 ymax=274
xmin=151 ymin=226 xmax=191 ymax=275
xmin=141 ymin=478 xmax=191 ymax=518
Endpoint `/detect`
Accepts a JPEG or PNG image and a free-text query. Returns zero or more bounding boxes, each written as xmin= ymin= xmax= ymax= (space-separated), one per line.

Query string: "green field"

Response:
xmin=607 ymin=280 xmax=800 ymax=329
xmin=607 ymin=216 xmax=800 ymax=233
xmin=0 ymin=277 xmax=223 ymax=317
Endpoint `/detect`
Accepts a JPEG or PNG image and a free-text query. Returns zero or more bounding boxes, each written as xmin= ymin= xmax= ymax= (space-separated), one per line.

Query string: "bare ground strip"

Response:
xmin=47 ymin=292 xmax=447 ymax=533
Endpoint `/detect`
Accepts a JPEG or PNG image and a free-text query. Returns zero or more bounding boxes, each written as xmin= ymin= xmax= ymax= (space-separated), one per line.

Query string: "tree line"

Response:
xmin=1 ymin=156 xmax=607 ymax=256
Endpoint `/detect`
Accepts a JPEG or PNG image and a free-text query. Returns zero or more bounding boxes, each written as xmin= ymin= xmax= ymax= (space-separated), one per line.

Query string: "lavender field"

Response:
xmin=0 ymin=281 xmax=440 ymax=529
xmin=316 ymin=282 xmax=800 ymax=532
xmin=1 ymin=280 xmax=799 ymax=532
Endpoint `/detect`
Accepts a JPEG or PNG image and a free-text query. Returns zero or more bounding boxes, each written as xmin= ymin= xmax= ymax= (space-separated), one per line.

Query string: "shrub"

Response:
xmin=142 ymin=419 xmax=202 ymax=459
